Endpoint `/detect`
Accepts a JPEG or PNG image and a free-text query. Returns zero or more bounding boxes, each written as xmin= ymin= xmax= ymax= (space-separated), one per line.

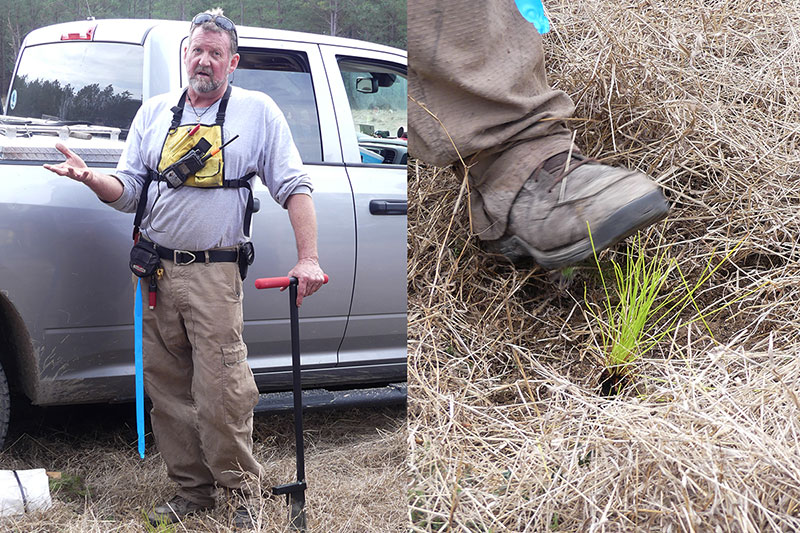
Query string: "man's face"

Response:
xmin=184 ymin=28 xmax=239 ymax=94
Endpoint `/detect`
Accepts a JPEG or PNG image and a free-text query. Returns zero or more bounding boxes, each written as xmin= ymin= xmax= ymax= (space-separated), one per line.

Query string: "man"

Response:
xmin=409 ymin=1 xmax=669 ymax=270
xmin=44 ymin=8 xmax=326 ymax=528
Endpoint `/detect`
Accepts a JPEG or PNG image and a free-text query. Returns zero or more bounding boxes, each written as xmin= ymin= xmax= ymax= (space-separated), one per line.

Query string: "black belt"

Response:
xmin=150 ymin=242 xmax=238 ymax=266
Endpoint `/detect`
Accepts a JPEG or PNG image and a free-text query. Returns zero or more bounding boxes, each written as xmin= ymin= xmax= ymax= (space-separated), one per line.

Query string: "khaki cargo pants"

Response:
xmin=408 ymin=0 xmax=577 ymax=240
xmin=137 ymin=256 xmax=261 ymax=507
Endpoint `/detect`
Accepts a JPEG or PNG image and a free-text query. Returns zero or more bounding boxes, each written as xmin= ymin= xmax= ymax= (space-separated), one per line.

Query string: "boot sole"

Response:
xmin=485 ymin=189 xmax=670 ymax=270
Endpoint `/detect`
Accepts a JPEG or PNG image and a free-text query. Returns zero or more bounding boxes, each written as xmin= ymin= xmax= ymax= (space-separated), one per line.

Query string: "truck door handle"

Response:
xmin=369 ymin=199 xmax=407 ymax=215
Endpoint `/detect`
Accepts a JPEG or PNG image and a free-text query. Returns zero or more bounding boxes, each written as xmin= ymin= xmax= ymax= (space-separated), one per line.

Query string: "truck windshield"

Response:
xmin=5 ymin=42 xmax=143 ymax=135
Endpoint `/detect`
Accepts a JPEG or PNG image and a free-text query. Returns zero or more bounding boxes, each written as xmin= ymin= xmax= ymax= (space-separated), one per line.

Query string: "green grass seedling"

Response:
xmin=592 ymin=232 xmax=674 ymax=373
xmin=142 ymin=510 xmax=177 ymax=533
xmin=585 ymin=224 xmax=745 ymax=382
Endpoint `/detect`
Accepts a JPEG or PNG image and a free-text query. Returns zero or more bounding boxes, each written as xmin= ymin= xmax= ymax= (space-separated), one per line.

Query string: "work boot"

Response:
xmin=232 ymin=505 xmax=255 ymax=529
xmin=226 ymin=487 xmax=259 ymax=530
xmin=146 ymin=494 xmax=213 ymax=525
xmin=483 ymin=152 xmax=669 ymax=269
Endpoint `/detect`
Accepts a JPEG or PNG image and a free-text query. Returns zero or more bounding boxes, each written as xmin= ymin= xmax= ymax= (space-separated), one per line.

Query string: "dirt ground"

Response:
xmin=0 ymin=401 xmax=406 ymax=532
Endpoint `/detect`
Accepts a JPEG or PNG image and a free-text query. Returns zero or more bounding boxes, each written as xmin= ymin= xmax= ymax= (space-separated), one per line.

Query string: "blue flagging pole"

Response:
xmin=134 ymin=278 xmax=145 ymax=459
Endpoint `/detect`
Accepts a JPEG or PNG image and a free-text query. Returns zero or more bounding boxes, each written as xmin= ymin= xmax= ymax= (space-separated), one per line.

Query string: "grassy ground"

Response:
xmin=0 ymin=402 xmax=406 ymax=532
xmin=408 ymin=0 xmax=800 ymax=531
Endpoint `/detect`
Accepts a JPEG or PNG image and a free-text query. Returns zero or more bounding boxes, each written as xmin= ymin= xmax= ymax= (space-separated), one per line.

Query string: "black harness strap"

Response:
xmin=132 ymin=170 xmax=157 ymax=241
xmin=224 ymin=171 xmax=257 ymax=237
xmin=168 ymin=90 xmax=188 ymax=131
xmin=215 ymin=85 xmax=232 ymax=124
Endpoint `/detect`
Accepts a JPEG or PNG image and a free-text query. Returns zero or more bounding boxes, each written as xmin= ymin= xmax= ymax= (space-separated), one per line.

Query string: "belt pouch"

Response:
xmin=130 ymin=240 xmax=161 ymax=278
xmin=238 ymin=242 xmax=255 ymax=281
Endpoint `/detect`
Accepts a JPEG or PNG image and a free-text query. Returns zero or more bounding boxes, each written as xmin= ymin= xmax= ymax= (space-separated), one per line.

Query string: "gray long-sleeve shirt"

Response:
xmin=110 ymin=85 xmax=312 ymax=251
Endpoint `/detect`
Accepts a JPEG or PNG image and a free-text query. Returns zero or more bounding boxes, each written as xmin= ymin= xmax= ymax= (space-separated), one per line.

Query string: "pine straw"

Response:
xmin=408 ymin=0 xmax=800 ymax=531
xmin=0 ymin=406 xmax=406 ymax=532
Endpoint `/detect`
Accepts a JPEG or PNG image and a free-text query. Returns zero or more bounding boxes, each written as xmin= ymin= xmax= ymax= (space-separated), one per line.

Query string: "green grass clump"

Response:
xmin=48 ymin=472 xmax=89 ymax=502
xmin=585 ymin=226 xmax=744 ymax=380
xmin=593 ymin=232 xmax=674 ymax=372
xmin=142 ymin=510 xmax=176 ymax=533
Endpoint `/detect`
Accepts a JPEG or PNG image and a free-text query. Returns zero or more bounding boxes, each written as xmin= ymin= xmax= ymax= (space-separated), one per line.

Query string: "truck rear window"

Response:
xmin=6 ymin=42 xmax=143 ymax=135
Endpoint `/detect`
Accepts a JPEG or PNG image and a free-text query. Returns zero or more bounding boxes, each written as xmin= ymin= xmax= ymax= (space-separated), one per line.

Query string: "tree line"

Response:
xmin=0 ymin=0 xmax=406 ymax=103
xmin=11 ymin=76 xmax=140 ymax=129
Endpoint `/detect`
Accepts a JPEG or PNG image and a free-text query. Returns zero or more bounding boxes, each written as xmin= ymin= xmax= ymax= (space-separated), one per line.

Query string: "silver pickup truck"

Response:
xmin=0 ymin=19 xmax=407 ymax=447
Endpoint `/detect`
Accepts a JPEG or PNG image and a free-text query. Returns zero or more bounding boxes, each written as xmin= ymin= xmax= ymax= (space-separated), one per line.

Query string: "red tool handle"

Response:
xmin=255 ymin=274 xmax=329 ymax=290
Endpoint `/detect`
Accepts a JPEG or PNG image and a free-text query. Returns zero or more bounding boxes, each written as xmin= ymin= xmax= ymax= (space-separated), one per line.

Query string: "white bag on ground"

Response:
xmin=0 ymin=469 xmax=52 ymax=516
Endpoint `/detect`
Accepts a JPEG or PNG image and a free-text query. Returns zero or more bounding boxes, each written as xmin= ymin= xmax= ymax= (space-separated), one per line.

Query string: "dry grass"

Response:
xmin=408 ymin=0 xmax=800 ymax=531
xmin=0 ymin=404 xmax=406 ymax=532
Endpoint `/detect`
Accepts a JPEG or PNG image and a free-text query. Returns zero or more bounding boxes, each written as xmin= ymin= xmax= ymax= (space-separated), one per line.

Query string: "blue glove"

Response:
xmin=515 ymin=0 xmax=550 ymax=35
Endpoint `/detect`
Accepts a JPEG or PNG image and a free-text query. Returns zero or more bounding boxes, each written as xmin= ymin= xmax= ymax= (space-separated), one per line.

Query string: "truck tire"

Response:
xmin=0 ymin=361 xmax=9 ymax=449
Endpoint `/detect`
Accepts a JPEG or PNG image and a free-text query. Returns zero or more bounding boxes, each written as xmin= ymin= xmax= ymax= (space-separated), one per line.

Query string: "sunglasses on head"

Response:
xmin=191 ymin=13 xmax=238 ymax=47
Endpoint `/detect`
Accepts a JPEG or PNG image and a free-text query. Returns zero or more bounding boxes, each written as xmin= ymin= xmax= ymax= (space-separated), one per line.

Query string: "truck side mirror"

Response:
xmin=356 ymin=77 xmax=378 ymax=94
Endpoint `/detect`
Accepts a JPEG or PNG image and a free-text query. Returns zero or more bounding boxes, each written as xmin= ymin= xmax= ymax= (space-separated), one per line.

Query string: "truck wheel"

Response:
xmin=0 ymin=361 xmax=9 ymax=449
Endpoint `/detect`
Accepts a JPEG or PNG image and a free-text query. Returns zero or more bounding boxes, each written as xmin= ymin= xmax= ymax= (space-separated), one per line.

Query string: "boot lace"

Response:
xmin=529 ymin=150 xmax=598 ymax=194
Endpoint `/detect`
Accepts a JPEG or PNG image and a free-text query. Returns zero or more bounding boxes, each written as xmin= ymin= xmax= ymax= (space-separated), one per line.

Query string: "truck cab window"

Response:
xmin=5 ymin=42 xmax=143 ymax=136
xmin=337 ymin=57 xmax=407 ymax=166
xmin=231 ymin=51 xmax=322 ymax=163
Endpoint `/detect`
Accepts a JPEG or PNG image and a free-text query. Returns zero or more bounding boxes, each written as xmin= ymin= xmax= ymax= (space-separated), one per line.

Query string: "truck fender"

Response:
xmin=0 ymin=291 xmax=38 ymax=402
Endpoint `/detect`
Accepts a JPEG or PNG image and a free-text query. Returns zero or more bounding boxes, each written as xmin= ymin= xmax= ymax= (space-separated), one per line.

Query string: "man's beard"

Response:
xmin=189 ymin=70 xmax=224 ymax=93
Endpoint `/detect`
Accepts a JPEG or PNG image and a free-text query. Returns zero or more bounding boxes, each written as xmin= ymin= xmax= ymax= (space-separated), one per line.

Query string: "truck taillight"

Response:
xmin=61 ymin=25 xmax=96 ymax=41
